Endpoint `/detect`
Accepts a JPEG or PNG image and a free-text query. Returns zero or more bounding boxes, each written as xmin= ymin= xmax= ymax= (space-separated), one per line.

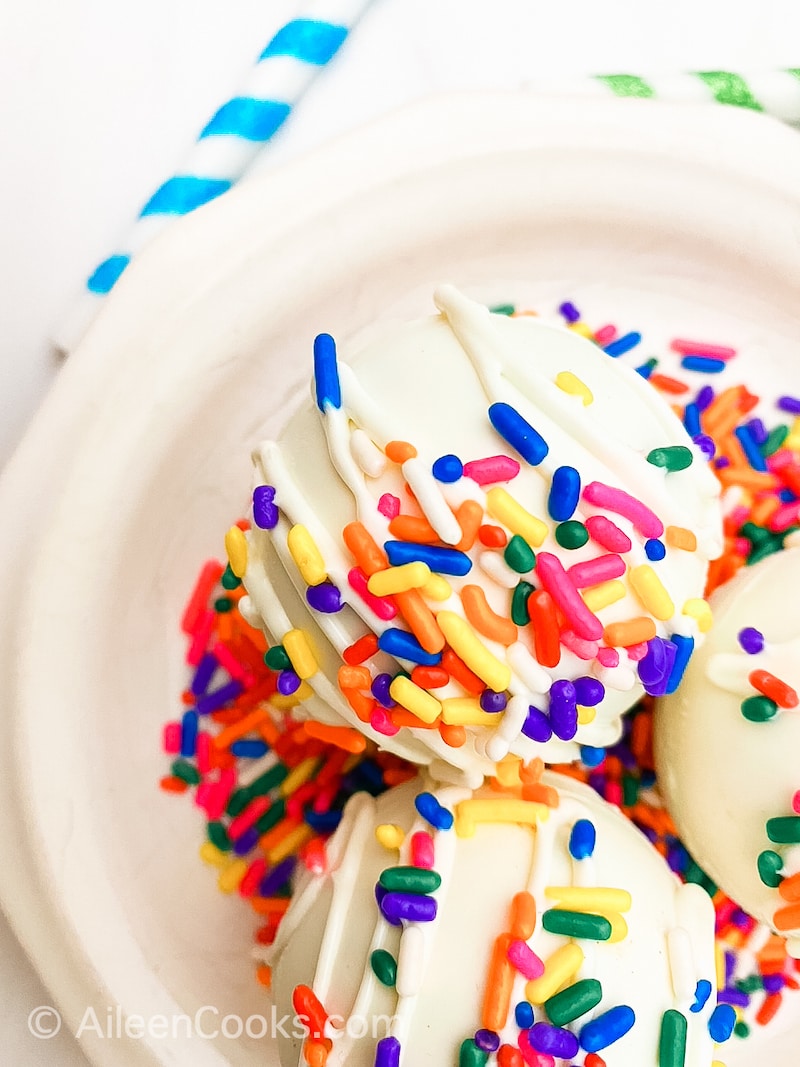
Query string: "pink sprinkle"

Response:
xmin=767 ymin=449 xmax=794 ymax=473
xmin=770 ymin=501 xmax=800 ymax=533
xmin=370 ymin=705 xmax=400 ymax=736
xmin=593 ymin=324 xmax=618 ymax=346
xmin=287 ymin=782 xmax=318 ymax=820
xmin=535 ymin=552 xmax=603 ymax=641
xmin=229 ymin=795 xmax=272 ymax=839
xmin=507 ymin=938 xmax=545 ymax=979
xmin=734 ymin=537 xmax=752 ymax=557
xmin=518 ymin=1029 xmax=555 ymax=1067
xmin=596 ymin=646 xmax=619 ymax=668
xmin=348 ymin=567 xmax=398 ymax=621
xmin=378 ymin=493 xmax=401 ymax=519
xmin=605 ymin=780 xmax=623 ymax=806
xmin=239 ymin=858 xmax=267 ymax=898
xmin=670 ymin=338 xmax=737 ymax=361
xmin=312 ymin=780 xmax=341 ymax=814
xmin=560 ymin=630 xmax=600 ymax=661
xmin=196 ymin=732 xmax=212 ymax=774
xmin=463 ymin=455 xmax=521 ymax=485
xmin=626 ymin=642 xmax=649 ymax=662
xmin=411 ymin=831 xmax=435 ymax=869
xmin=212 ymin=641 xmax=256 ymax=687
xmin=585 ymin=515 xmax=633 ymax=554
xmin=163 ymin=721 xmax=182 ymax=755
xmin=792 ymin=791 xmax=800 ymax=815
xmin=204 ymin=788 xmax=229 ymax=822
xmin=715 ymin=897 xmax=738 ymax=932
xmin=583 ymin=481 xmax=664 ymax=538
xmin=195 ymin=782 xmax=214 ymax=811
xmin=187 ymin=610 xmax=216 ymax=666
xmin=567 ymin=553 xmax=626 ymax=588
xmin=728 ymin=505 xmax=751 ymax=528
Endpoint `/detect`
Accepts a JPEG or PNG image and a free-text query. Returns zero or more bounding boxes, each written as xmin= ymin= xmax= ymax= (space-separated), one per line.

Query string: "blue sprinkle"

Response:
xmin=260 ymin=18 xmax=348 ymax=65
xmin=681 ymin=355 xmax=726 ymax=374
xmin=665 ymin=634 xmax=695 ymax=695
xmin=488 ymin=402 xmax=549 ymax=465
xmin=708 ymin=1003 xmax=736 ymax=1043
xmin=200 ymin=98 xmax=290 ymax=141
xmin=313 ymin=333 xmax=341 ymax=411
xmin=580 ymin=1005 xmax=635 ymax=1052
xmin=569 ymin=819 xmax=597 ymax=860
xmin=644 ymin=538 xmax=666 ymax=561
xmin=384 ymin=541 xmax=472 ymax=575
xmin=305 ymin=808 xmax=343 ymax=832
xmin=690 ymin=979 xmax=713 ymax=1013
xmin=230 ymin=739 xmax=269 ymax=759
xmin=432 ymin=454 xmax=463 ymax=483
xmin=603 ymin=331 xmax=641 ymax=357
xmin=580 ymin=745 xmax=606 ymax=767
xmin=87 ymin=253 xmax=130 ymax=294
xmin=733 ymin=424 xmax=768 ymax=472
xmin=414 ymin=791 xmax=454 ymax=830
xmin=635 ymin=358 xmax=656 ymax=379
xmin=180 ymin=710 xmax=199 ymax=758
xmin=378 ymin=628 xmax=442 ymax=666
xmin=352 ymin=758 xmax=386 ymax=795
xmin=548 ymin=465 xmax=581 ymax=521
xmin=521 ymin=705 xmax=552 ymax=743
xmin=515 ymin=1001 xmax=535 ymax=1029
xmin=140 ymin=176 xmax=231 ymax=217
xmin=683 ymin=402 xmax=701 ymax=437
xmin=780 ymin=487 xmax=797 ymax=502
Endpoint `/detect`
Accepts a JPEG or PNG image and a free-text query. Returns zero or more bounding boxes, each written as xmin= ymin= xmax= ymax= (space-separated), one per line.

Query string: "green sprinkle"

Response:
xmin=171 ymin=758 xmax=201 ymax=785
xmin=504 ymin=534 xmax=536 ymax=573
xmin=596 ymin=73 xmax=655 ymax=98
xmin=622 ymin=774 xmax=639 ymax=807
xmin=379 ymin=866 xmax=442 ymax=894
xmin=459 ymin=1039 xmax=488 ymax=1066
xmin=741 ymin=694 xmax=778 ymax=722
xmin=696 ymin=70 xmax=763 ymax=111
xmin=747 ymin=537 xmax=786 ymax=565
xmin=545 ymin=978 xmax=603 ymax=1026
xmin=554 ymin=521 xmax=589 ymax=550
xmin=658 ymin=1008 xmax=687 ymax=1067
xmin=763 ymin=424 xmax=789 ymax=456
xmin=541 ymin=909 xmax=612 ymax=940
xmin=221 ymin=564 xmax=242 ymax=590
xmin=736 ymin=975 xmax=765 ymax=993
xmin=757 ymin=850 xmax=785 ymax=888
xmin=683 ymin=860 xmax=717 ymax=896
xmin=739 ymin=521 xmax=771 ymax=545
xmin=226 ymin=788 xmax=250 ymax=817
xmin=490 ymin=304 xmax=515 ymax=316
xmin=766 ymin=816 xmax=800 ymax=844
xmin=214 ymin=597 xmax=234 ymax=613
xmin=370 ymin=949 xmax=398 ymax=987
xmin=511 ymin=580 xmax=535 ymax=626
xmin=248 ymin=763 xmax=289 ymax=796
xmin=265 ymin=645 xmax=292 ymax=671
xmin=734 ymin=1019 xmax=750 ymax=1038
xmin=646 ymin=445 xmax=694 ymax=472
xmin=207 ymin=821 xmax=232 ymax=852
xmin=254 ymin=799 xmax=287 ymax=835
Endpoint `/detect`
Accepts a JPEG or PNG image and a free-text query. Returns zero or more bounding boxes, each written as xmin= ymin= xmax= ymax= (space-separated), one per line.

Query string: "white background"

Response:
xmin=5 ymin=0 xmax=800 ymax=1061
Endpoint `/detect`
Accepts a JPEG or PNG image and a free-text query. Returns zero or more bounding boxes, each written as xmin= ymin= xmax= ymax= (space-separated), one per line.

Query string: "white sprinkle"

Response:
xmin=349 ymin=428 xmax=387 ymax=478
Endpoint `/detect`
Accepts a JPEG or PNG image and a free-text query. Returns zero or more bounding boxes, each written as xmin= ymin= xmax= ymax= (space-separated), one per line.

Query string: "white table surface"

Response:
xmin=5 ymin=0 xmax=800 ymax=1062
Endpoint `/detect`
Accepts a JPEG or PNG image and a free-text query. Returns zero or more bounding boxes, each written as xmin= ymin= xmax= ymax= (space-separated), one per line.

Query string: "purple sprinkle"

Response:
xmin=778 ymin=395 xmax=800 ymax=415
xmin=714 ymin=455 xmax=730 ymax=469
xmin=559 ymin=300 xmax=581 ymax=323
xmin=573 ymin=676 xmax=605 ymax=707
xmin=380 ymin=892 xmax=437 ymax=925
xmin=306 ymin=582 xmax=343 ymax=613
xmin=278 ymin=670 xmax=301 ymax=696
xmin=474 ymin=1029 xmax=500 ymax=1053
xmin=252 ymin=485 xmax=279 ymax=529
xmin=480 ymin=689 xmax=508 ymax=713
xmin=724 ymin=950 xmax=736 ymax=987
xmin=374 ymin=883 xmax=399 ymax=924
xmin=731 ymin=908 xmax=751 ymax=929
xmin=195 ymin=679 xmax=244 ymax=715
xmin=695 ymin=384 xmax=715 ymax=411
xmin=549 ymin=680 xmax=578 ymax=741
xmin=667 ymin=842 xmax=689 ymax=874
xmin=747 ymin=417 xmax=768 ymax=445
xmin=371 ymin=673 xmax=396 ymax=708
xmin=692 ymin=433 xmax=716 ymax=460
xmin=530 ymin=1021 xmax=580 ymax=1059
xmin=717 ymin=989 xmax=750 ymax=1008
xmin=763 ymin=974 xmax=785 ymax=994
xmin=637 ymin=638 xmax=669 ymax=687
xmin=588 ymin=770 xmax=607 ymax=794
xmin=374 ymin=1037 xmax=401 ymax=1067
xmin=190 ymin=652 xmax=218 ymax=696
xmin=233 ymin=826 xmax=260 ymax=856
xmin=738 ymin=626 xmax=765 ymax=654
xmin=259 ymin=856 xmax=296 ymax=896
xmin=522 ymin=705 xmax=552 ymax=743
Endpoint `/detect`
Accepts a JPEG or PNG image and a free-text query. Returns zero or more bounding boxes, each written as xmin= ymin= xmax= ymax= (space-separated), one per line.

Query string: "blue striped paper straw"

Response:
xmin=56 ymin=0 xmax=373 ymax=352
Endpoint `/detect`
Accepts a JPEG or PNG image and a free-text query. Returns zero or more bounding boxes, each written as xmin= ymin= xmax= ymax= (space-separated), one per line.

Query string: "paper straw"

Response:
xmin=55 ymin=0 xmax=374 ymax=354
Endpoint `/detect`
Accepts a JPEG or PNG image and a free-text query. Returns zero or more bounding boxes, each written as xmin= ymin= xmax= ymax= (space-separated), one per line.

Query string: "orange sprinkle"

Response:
xmin=212 ymin=707 xmax=270 ymax=750
xmin=388 ymin=708 xmax=439 ymax=730
xmin=649 ymin=373 xmax=689 ymax=395
xmin=454 ymin=499 xmax=484 ymax=552
xmin=482 ymin=933 xmax=515 ymax=1031
xmin=509 ymin=892 xmax=537 ymax=940
xmin=303 ymin=1039 xmax=330 ymax=1067
xmin=388 ymin=514 xmax=440 ymax=544
xmin=519 ymin=757 xmax=545 ymax=786
xmin=772 ymin=902 xmax=800 ymax=932
xmin=757 ymin=934 xmax=789 ymax=964
xmin=461 ymin=584 xmax=518 ymax=646
xmin=665 ymin=526 xmax=697 ymax=552
xmin=250 ymin=896 xmax=292 ymax=916
xmin=385 ymin=440 xmax=417 ymax=464
xmin=337 ymin=664 xmax=372 ymax=690
xmin=342 ymin=633 xmax=379 ymax=664
xmin=603 ymin=617 xmax=657 ymax=648
xmin=749 ymin=669 xmax=798 ymax=709
xmin=257 ymin=715 xmax=282 ymax=748
xmin=342 ymin=687 xmax=375 ymax=723
xmin=779 ymin=872 xmax=800 ymax=903
xmin=259 ymin=817 xmax=302 ymax=853
xmin=702 ymin=385 xmax=759 ymax=437
xmin=255 ymin=965 xmax=272 ymax=988
xmin=394 ymin=589 xmax=446 ymax=653
xmin=342 ymin=522 xmax=388 ymax=576
xmin=301 ymin=722 xmax=367 ymax=754
xmin=438 ymin=722 xmax=467 ymax=747
xmin=159 ymin=775 xmax=188 ymax=794
xmin=478 ymin=524 xmax=508 ymax=548
xmin=216 ymin=611 xmax=235 ymax=643
xmin=441 ymin=647 xmax=485 ymax=694
xmin=756 ymin=992 xmax=783 ymax=1027
xmin=750 ymin=495 xmax=781 ymax=527
xmin=383 ymin=766 xmax=419 ymax=786
xmin=497 ymin=1046 xmax=524 ymax=1067
xmin=528 ymin=590 xmax=560 ymax=668
xmin=411 ymin=665 xmax=450 ymax=688
xmin=630 ymin=710 xmax=654 ymax=770
xmin=180 ymin=690 xmax=194 ymax=706
xmin=521 ymin=782 xmax=560 ymax=808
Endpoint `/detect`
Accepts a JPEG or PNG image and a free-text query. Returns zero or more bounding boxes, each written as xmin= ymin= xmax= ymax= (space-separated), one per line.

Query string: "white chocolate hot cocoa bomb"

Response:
xmin=238 ymin=287 xmax=722 ymax=780
xmin=655 ymin=545 xmax=800 ymax=953
xmin=265 ymin=767 xmax=722 ymax=1067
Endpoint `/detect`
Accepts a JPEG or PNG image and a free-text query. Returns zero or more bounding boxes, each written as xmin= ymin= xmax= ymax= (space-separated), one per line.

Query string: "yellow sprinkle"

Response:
xmin=199 ymin=841 xmax=228 ymax=868
xmin=217 ymin=858 xmax=248 ymax=894
xmin=567 ymin=321 xmax=594 ymax=339
xmin=629 ymin=564 xmax=674 ymax=621
xmin=683 ymin=597 xmax=713 ymax=634
xmin=224 ymin=525 xmax=248 ymax=578
xmin=711 ymin=1062 xmax=727 ymax=1067
xmin=436 ymin=611 xmax=512 ymax=692
xmin=280 ymin=756 xmax=321 ymax=797
xmin=526 ymin=943 xmax=585 ymax=1004
xmin=270 ymin=681 xmax=314 ymax=709
xmin=454 ymin=798 xmax=550 ymax=838
xmin=582 ymin=579 xmax=626 ymax=613
xmin=715 ymin=941 xmax=726 ymax=990
xmin=554 ymin=370 xmax=593 ymax=405
xmin=494 ymin=755 xmax=523 ymax=788
xmin=286 ymin=524 xmax=327 ymax=585
xmin=283 ymin=628 xmax=318 ymax=679
xmin=367 ymin=561 xmax=431 ymax=597
xmin=606 ymin=911 xmax=629 ymax=943
xmin=441 ymin=697 xmax=500 ymax=726
xmin=485 ymin=487 xmax=548 ymax=548
xmin=577 ymin=704 xmax=596 ymax=725
xmin=420 ymin=573 xmax=452 ymax=601
xmin=389 ymin=676 xmax=442 ymax=724
xmin=376 ymin=824 xmax=405 ymax=850
xmin=544 ymin=886 xmax=632 ymax=912
xmin=267 ymin=823 xmax=314 ymax=865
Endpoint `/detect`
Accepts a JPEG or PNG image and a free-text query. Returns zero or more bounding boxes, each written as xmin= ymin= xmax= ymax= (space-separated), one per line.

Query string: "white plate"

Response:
xmin=4 ymin=91 xmax=800 ymax=1066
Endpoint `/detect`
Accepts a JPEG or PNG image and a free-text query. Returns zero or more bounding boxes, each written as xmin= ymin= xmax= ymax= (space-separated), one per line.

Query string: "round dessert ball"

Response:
xmin=239 ymin=287 xmax=721 ymax=779
xmin=655 ymin=545 xmax=800 ymax=953
xmin=266 ymin=766 xmax=722 ymax=1067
